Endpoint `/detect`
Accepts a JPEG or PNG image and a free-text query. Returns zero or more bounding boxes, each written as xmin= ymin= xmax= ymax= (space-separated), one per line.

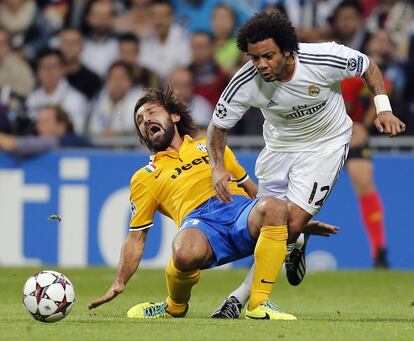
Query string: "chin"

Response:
xmin=263 ymin=76 xmax=276 ymax=82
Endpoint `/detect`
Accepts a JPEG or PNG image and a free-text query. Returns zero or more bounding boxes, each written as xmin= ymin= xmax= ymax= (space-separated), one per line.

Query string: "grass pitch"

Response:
xmin=0 ymin=268 xmax=413 ymax=340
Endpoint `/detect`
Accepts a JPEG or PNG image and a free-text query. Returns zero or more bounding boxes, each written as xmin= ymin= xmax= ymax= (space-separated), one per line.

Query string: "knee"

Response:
xmin=355 ymin=180 xmax=376 ymax=196
xmin=255 ymin=196 xmax=288 ymax=224
xmin=172 ymin=243 xmax=194 ymax=272
xmin=172 ymin=230 xmax=209 ymax=272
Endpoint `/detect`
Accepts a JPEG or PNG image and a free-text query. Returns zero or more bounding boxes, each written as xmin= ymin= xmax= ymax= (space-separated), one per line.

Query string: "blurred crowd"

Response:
xmin=0 ymin=0 xmax=413 ymax=155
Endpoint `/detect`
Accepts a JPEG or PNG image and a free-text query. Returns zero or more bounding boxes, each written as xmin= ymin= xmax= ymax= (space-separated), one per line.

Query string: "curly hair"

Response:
xmin=133 ymin=87 xmax=199 ymax=145
xmin=237 ymin=11 xmax=299 ymax=54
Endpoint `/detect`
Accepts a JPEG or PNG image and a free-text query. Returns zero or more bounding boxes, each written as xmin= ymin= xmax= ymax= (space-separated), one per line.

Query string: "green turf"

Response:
xmin=0 ymin=268 xmax=413 ymax=340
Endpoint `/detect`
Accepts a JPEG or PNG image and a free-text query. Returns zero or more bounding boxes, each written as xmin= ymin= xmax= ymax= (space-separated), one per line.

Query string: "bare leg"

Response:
xmin=165 ymin=228 xmax=214 ymax=316
xmin=347 ymin=158 xmax=387 ymax=266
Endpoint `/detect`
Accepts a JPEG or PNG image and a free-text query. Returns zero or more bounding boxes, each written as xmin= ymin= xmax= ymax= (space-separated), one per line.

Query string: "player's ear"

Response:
xmin=171 ymin=113 xmax=181 ymax=123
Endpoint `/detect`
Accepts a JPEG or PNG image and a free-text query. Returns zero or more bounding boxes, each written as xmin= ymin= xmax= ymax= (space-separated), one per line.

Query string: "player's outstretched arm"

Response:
xmin=206 ymin=121 xmax=233 ymax=203
xmin=88 ymin=229 xmax=148 ymax=309
xmin=362 ymin=58 xmax=406 ymax=137
xmin=302 ymin=220 xmax=339 ymax=237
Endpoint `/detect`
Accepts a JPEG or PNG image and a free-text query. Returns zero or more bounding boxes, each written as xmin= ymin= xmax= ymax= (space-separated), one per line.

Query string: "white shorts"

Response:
xmin=255 ymin=144 xmax=349 ymax=215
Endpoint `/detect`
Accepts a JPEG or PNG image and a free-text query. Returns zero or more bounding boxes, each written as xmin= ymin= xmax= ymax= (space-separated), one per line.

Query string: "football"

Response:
xmin=22 ymin=270 xmax=76 ymax=323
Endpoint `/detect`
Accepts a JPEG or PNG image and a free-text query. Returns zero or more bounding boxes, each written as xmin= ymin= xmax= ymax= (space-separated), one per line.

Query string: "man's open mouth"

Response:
xmin=148 ymin=124 xmax=162 ymax=137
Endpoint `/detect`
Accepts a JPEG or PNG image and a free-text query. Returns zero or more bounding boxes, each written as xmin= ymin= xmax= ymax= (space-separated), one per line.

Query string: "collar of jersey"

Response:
xmin=150 ymin=135 xmax=194 ymax=161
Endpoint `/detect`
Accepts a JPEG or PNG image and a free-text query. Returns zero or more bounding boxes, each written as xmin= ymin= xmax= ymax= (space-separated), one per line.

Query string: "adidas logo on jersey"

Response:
xmin=266 ymin=100 xmax=279 ymax=108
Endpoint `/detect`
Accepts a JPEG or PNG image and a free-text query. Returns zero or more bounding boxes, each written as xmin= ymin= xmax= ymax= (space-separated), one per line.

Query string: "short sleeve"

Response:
xmin=129 ymin=176 xmax=158 ymax=231
xmin=322 ymin=42 xmax=370 ymax=83
xmin=212 ymin=64 xmax=255 ymax=129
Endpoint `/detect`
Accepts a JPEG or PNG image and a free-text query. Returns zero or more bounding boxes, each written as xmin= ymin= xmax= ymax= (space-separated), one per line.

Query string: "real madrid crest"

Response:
xmin=308 ymin=84 xmax=320 ymax=97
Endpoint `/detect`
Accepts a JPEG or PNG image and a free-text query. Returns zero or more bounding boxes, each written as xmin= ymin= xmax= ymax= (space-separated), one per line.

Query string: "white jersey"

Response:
xmin=212 ymin=42 xmax=370 ymax=152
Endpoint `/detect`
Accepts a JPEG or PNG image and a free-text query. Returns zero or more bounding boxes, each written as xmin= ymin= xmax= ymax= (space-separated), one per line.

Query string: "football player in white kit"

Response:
xmin=207 ymin=11 xmax=405 ymax=318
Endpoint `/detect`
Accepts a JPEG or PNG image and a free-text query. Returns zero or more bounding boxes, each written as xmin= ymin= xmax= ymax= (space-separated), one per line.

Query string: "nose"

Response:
xmin=142 ymin=111 xmax=153 ymax=124
xmin=257 ymin=57 xmax=267 ymax=70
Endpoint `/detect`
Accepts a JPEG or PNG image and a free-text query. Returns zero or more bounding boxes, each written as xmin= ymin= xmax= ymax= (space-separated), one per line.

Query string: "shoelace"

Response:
xmin=263 ymin=300 xmax=281 ymax=312
xmin=216 ymin=298 xmax=241 ymax=318
xmin=143 ymin=302 xmax=168 ymax=317
xmin=285 ymin=249 xmax=301 ymax=271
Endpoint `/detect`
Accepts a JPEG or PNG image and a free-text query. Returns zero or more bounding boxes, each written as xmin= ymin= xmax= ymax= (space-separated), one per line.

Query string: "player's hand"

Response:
xmin=350 ymin=122 xmax=368 ymax=148
xmin=88 ymin=281 xmax=125 ymax=309
xmin=239 ymin=178 xmax=258 ymax=199
xmin=374 ymin=111 xmax=406 ymax=137
xmin=212 ymin=164 xmax=233 ymax=203
xmin=302 ymin=220 xmax=339 ymax=237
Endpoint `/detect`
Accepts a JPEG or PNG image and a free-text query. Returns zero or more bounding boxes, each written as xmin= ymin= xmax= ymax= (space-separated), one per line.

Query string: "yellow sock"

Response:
xmin=165 ymin=258 xmax=200 ymax=316
xmin=249 ymin=225 xmax=288 ymax=310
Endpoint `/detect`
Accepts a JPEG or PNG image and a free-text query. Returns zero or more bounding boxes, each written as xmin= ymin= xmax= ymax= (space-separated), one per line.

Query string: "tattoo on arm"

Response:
xmin=206 ymin=122 xmax=227 ymax=168
xmin=362 ymin=57 xmax=387 ymax=96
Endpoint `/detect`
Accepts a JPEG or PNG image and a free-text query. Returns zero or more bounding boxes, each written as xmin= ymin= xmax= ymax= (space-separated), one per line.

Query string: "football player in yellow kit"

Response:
xmin=88 ymin=87 xmax=297 ymax=320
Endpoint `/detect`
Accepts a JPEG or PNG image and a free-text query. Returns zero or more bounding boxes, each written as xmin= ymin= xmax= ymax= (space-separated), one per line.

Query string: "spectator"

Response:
xmin=117 ymin=33 xmax=160 ymax=89
xmin=328 ymin=0 xmax=370 ymax=51
xmin=26 ymin=48 xmax=89 ymax=135
xmin=338 ymin=27 xmax=403 ymax=269
xmin=211 ymin=4 xmax=241 ymax=76
xmin=0 ymin=0 xmax=50 ymax=61
xmin=37 ymin=0 xmax=71 ymax=33
xmin=173 ymin=0 xmax=255 ymax=33
xmin=88 ymin=61 xmax=143 ymax=136
xmin=366 ymin=0 xmax=414 ymax=62
xmin=262 ymin=0 xmax=341 ymax=42
xmin=0 ymin=29 xmax=35 ymax=97
xmin=114 ymin=0 xmax=154 ymax=39
xmin=189 ymin=31 xmax=228 ymax=106
xmin=140 ymin=0 xmax=192 ymax=81
xmin=58 ymin=28 xmax=102 ymax=99
xmin=0 ymin=105 xmax=91 ymax=156
xmin=168 ymin=67 xmax=213 ymax=133
xmin=80 ymin=0 xmax=119 ymax=78
xmin=341 ymin=77 xmax=391 ymax=268
xmin=365 ymin=30 xmax=405 ymax=98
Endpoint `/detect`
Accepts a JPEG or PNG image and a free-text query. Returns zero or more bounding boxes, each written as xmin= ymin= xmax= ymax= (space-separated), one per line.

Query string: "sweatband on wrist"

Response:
xmin=373 ymin=94 xmax=392 ymax=115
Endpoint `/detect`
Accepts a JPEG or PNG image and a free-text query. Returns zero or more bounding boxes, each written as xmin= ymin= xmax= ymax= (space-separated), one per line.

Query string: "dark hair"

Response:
xmin=80 ymin=0 xmax=115 ymax=35
xmin=35 ymin=48 xmax=64 ymax=70
xmin=106 ymin=61 xmax=135 ymax=82
xmin=43 ymin=105 xmax=74 ymax=133
xmin=329 ymin=0 xmax=364 ymax=25
xmin=118 ymin=32 xmax=140 ymax=46
xmin=236 ymin=11 xmax=299 ymax=53
xmin=133 ymin=87 xmax=198 ymax=143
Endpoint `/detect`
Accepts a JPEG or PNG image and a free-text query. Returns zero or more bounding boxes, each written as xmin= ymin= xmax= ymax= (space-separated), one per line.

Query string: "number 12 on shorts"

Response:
xmin=308 ymin=182 xmax=330 ymax=206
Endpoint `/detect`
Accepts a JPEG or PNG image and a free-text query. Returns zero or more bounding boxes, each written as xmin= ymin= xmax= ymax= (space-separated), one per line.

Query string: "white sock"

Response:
xmin=227 ymin=264 xmax=254 ymax=307
xmin=295 ymin=233 xmax=305 ymax=249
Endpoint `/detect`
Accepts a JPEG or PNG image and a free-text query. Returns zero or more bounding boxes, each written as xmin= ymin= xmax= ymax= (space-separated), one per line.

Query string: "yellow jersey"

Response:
xmin=129 ymin=136 xmax=249 ymax=231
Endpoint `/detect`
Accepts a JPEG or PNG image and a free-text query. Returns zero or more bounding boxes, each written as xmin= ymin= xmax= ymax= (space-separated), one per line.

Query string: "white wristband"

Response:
xmin=373 ymin=94 xmax=392 ymax=115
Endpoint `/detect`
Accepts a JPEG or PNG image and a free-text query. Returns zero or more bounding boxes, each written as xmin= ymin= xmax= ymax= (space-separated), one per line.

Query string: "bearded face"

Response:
xmin=142 ymin=115 xmax=176 ymax=152
xmin=136 ymin=101 xmax=181 ymax=152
